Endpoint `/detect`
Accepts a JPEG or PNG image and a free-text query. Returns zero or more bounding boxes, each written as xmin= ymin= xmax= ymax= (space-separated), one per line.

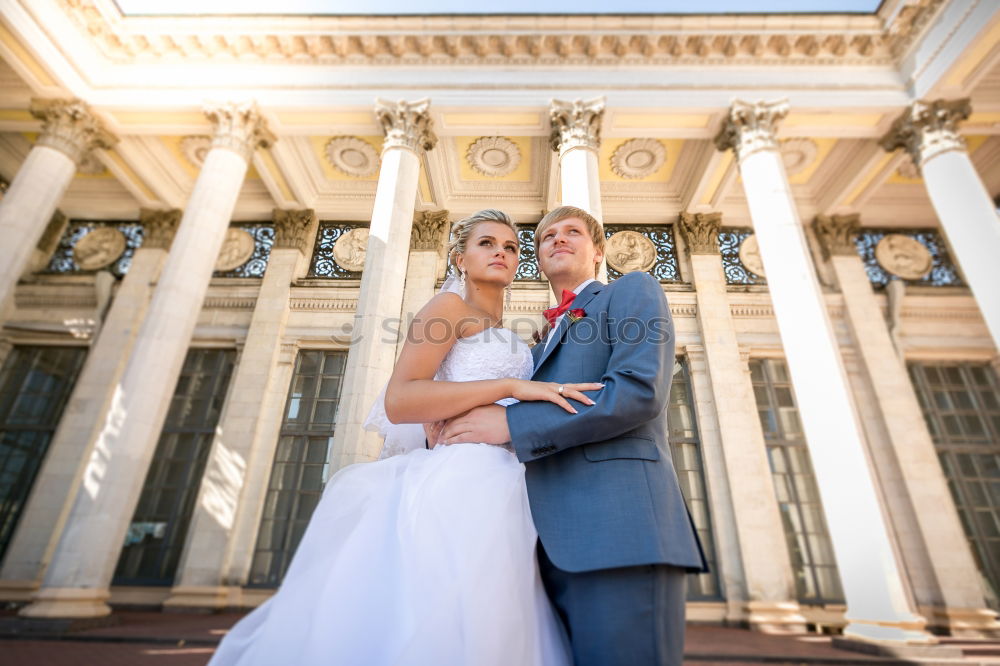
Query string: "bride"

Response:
xmin=209 ymin=210 xmax=601 ymax=666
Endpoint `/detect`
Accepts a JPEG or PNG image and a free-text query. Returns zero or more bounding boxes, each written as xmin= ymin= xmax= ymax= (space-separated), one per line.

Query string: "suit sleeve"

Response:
xmin=506 ymin=272 xmax=675 ymax=463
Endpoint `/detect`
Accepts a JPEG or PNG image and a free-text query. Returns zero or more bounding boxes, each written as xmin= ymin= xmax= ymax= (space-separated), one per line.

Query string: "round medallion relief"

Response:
xmin=333 ymin=228 xmax=370 ymax=272
xmin=875 ymin=234 xmax=933 ymax=280
xmin=738 ymin=234 xmax=766 ymax=278
xmin=466 ymin=137 xmax=521 ymax=177
xmin=611 ymin=139 xmax=666 ymax=179
xmin=74 ymin=227 xmax=126 ymax=270
xmin=214 ymin=228 xmax=256 ymax=272
xmin=605 ymin=231 xmax=657 ymax=274
xmin=325 ymin=137 xmax=380 ymax=177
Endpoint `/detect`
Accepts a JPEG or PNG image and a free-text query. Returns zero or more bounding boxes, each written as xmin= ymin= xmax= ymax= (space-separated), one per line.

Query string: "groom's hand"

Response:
xmin=438 ymin=405 xmax=511 ymax=446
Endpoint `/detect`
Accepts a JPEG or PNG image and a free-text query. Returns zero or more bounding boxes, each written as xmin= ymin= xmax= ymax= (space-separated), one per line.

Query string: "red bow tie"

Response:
xmin=542 ymin=289 xmax=578 ymax=326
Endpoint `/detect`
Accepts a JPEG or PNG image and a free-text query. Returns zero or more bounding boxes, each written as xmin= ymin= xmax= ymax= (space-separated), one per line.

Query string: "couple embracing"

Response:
xmin=210 ymin=206 xmax=707 ymax=666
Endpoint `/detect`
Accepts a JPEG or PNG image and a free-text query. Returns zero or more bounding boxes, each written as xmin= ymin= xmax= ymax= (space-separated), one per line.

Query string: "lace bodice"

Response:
xmin=434 ymin=327 xmax=535 ymax=406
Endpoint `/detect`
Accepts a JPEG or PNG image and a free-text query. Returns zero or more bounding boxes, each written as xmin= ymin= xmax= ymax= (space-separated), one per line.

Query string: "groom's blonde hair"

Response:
xmin=446 ymin=209 xmax=520 ymax=275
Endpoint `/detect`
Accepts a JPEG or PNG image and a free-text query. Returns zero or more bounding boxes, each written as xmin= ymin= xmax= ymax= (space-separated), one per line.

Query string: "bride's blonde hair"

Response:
xmin=446 ymin=209 xmax=520 ymax=275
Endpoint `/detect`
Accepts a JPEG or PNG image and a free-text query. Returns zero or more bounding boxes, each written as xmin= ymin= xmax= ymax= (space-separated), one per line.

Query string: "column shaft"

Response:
xmin=559 ymin=147 xmax=603 ymax=221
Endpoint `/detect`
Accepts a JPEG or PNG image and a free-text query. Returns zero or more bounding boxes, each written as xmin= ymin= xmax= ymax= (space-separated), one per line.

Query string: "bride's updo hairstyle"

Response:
xmin=446 ymin=209 xmax=520 ymax=275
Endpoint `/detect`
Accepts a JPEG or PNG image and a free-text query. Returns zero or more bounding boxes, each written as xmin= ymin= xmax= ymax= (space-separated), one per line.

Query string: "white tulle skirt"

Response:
xmin=209 ymin=443 xmax=571 ymax=666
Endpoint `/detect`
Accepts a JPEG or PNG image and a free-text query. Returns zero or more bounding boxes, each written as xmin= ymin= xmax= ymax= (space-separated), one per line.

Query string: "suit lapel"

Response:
xmin=534 ymin=281 xmax=604 ymax=372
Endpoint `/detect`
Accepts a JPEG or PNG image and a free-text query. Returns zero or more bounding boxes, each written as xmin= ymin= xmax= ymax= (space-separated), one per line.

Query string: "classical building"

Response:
xmin=0 ymin=0 xmax=999 ymax=646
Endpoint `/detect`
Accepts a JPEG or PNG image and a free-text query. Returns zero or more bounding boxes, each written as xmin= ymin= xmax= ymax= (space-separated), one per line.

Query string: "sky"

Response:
xmin=116 ymin=1 xmax=883 ymax=16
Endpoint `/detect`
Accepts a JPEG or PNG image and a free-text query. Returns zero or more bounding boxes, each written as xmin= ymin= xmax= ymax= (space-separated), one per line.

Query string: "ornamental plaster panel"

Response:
xmin=179 ymin=135 xmax=212 ymax=168
xmin=610 ymin=139 xmax=666 ymax=179
xmin=779 ymin=138 xmax=818 ymax=177
xmin=466 ymin=137 xmax=521 ymax=177
xmin=325 ymin=136 xmax=380 ymax=177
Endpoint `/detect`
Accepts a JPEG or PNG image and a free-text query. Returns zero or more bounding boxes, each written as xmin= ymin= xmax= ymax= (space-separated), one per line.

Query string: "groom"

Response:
xmin=438 ymin=205 xmax=707 ymax=666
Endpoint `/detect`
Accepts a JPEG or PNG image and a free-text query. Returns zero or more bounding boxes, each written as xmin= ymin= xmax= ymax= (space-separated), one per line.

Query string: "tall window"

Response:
xmin=667 ymin=357 xmax=721 ymax=600
xmin=249 ymin=350 xmax=347 ymax=587
xmin=114 ymin=348 xmax=235 ymax=585
xmin=750 ymin=359 xmax=844 ymax=604
xmin=0 ymin=347 xmax=86 ymax=562
xmin=908 ymin=362 xmax=1000 ymax=608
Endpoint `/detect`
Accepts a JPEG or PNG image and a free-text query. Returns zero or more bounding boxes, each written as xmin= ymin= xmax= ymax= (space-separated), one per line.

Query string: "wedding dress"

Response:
xmin=209 ymin=325 xmax=571 ymax=666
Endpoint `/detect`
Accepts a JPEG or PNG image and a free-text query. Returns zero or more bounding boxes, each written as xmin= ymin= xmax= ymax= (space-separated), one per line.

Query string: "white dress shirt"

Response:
xmin=543 ymin=278 xmax=597 ymax=353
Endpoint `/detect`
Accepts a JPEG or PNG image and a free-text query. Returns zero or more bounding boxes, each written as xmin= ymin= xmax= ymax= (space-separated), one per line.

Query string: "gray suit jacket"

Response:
xmin=506 ymin=271 xmax=707 ymax=574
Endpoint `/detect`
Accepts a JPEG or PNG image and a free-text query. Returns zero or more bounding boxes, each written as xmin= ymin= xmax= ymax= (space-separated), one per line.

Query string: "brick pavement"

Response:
xmin=0 ymin=612 xmax=998 ymax=665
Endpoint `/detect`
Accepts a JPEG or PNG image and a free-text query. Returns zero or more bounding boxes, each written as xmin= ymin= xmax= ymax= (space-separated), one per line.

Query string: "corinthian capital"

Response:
xmin=880 ymin=98 xmax=970 ymax=168
xmin=411 ymin=210 xmax=449 ymax=251
xmin=273 ymin=208 xmax=317 ymax=254
xmin=549 ymin=97 xmax=605 ymax=155
xmin=714 ymin=99 xmax=789 ymax=162
xmin=677 ymin=212 xmax=722 ymax=255
xmin=204 ymin=102 xmax=275 ymax=162
xmin=813 ymin=214 xmax=859 ymax=259
xmin=30 ymin=98 xmax=117 ymax=166
xmin=375 ymin=99 xmax=438 ymax=154
xmin=139 ymin=208 xmax=182 ymax=249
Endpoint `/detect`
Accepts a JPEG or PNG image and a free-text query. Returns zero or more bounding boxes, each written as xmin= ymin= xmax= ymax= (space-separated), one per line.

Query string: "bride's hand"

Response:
xmin=509 ymin=380 xmax=604 ymax=414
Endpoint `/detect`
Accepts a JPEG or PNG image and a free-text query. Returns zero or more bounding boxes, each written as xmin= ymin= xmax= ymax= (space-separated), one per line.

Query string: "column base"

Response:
xmin=745 ymin=600 xmax=808 ymax=634
xmin=0 ymin=579 xmax=40 ymax=603
xmin=18 ymin=587 xmax=112 ymax=619
xmin=928 ymin=606 xmax=1000 ymax=638
xmin=841 ymin=614 xmax=937 ymax=645
xmin=162 ymin=585 xmax=242 ymax=612
xmin=832 ymin=636 xmax=963 ymax=659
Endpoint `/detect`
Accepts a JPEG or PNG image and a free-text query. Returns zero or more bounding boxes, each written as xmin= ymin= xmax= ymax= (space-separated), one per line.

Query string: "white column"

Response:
xmin=0 ymin=209 xmax=179 ymax=600
xmin=716 ymin=99 xmax=935 ymax=645
xmin=396 ymin=210 xmax=449 ymax=355
xmin=550 ymin=97 xmax=607 ymax=283
xmin=330 ymin=99 xmax=437 ymax=470
xmin=814 ymin=214 xmax=1000 ymax=637
xmin=162 ymin=209 xmax=314 ymax=609
xmin=20 ymin=211 xmax=68 ymax=279
xmin=19 ymin=103 xmax=273 ymax=620
xmin=881 ymin=98 xmax=1000 ymax=351
xmin=677 ymin=213 xmax=806 ymax=633
xmin=0 ymin=99 xmax=115 ymax=314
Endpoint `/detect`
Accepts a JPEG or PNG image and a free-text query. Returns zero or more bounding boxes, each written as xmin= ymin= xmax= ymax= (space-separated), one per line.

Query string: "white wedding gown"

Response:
xmin=209 ymin=327 xmax=571 ymax=666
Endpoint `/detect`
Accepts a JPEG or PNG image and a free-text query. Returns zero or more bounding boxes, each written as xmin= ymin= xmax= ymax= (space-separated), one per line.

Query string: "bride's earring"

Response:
xmin=458 ymin=268 xmax=466 ymax=292
xmin=504 ymin=282 xmax=512 ymax=310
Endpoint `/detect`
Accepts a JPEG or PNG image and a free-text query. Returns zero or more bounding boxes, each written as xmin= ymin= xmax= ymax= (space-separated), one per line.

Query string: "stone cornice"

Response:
xmin=53 ymin=0 xmax=945 ymax=68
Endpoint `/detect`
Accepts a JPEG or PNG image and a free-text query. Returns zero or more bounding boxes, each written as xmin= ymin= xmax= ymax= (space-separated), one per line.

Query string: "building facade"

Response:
xmin=0 ymin=0 xmax=999 ymax=644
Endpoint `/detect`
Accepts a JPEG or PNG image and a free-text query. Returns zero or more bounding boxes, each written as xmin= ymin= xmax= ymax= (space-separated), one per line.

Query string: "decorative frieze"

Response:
xmin=411 ymin=210 xmax=449 ymax=251
xmin=466 ymin=137 xmax=520 ymax=177
xmin=714 ymin=99 xmax=789 ymax=162
xmin=374 ymin=99 xmax=437 ymax=154
xmin=203 ymin=102 xmax=275 ymax=163
xmin=549 ymin=97 xmax=605 ymax=155
xmin=325 ymin=137 xmax=380 ymax=177
xmin=813 ymin=214 xmax=859 ymax=259
xmin=611 ymin=139 xmax=665 ymax=179
xmin=880 ymin=98 xmax=971 ymax=168
xmin=58 ymin=0 xmax=945 ymax=67
xmin=139 ymin=208 xmax=181 ymax=250
xmin=677 ymin=212 xmax=722 ymax=255
xmin=273 ymin=209 xmax=316 ymax=254
xmin=29 ymin=98 xmax=117 ymax=166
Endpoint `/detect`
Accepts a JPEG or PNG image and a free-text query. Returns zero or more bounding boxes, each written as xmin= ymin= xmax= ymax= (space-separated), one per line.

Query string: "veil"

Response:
xmin=363 ymin=273 xmax=465 ymax=459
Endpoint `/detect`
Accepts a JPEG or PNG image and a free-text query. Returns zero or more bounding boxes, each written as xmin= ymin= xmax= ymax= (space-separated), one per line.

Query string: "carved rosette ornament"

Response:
xmin=611 ymin=139 xmax=666 ymax=179
xmin=605 ymin=231 xmax=657 ymax=274
xmin=813 ymin=214 xmax=859 ymax=259
xmin=333 ymin=228 xmax=370 ymax=271
xmin=74 ymin=227 xmax=126 ymax=270
xmin=273 ymin=208 xmax=316 ymax=254
xmin=374 ymin=98 xmax=438 ymax=154
xmin=779 ymin=138 xmax=818 ymax=176
xmin=203 ymin=102 xmax=275 ymax=163
xmin=325 ymin=137 xmax=380 ymax=177
xmin=180 ymin=136 xmax=213 ymax=168
xmin=738 ymin=234 xmax=766 ymax=278
xmin=29 ymin=98 xmax=117 ymax=166
xmin=214 ymin=228 xmax=257 ymax=271
xmin=466 ymin=137 xmax=520 ymax=177
xmin=875 ymin=234 xmax=933 ymax=280
xmin=880 ymin=98 xmax=971 ymax=169
xmin=677 ymin=212 xmax=722 ymax=255
xmin=549 ymin=97 xmax=605 ymax=156
xmin=139 ymin=208 xmax=182 ymax=250
xmin=411 ymin=210 xmax=449 ymax=251
xmin=714 ymin=99 xmax=789 ymax=163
